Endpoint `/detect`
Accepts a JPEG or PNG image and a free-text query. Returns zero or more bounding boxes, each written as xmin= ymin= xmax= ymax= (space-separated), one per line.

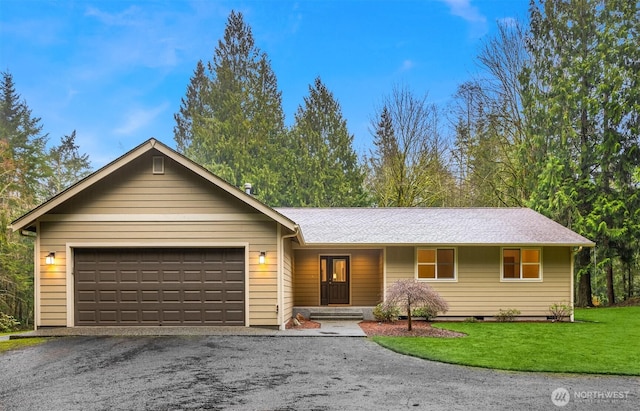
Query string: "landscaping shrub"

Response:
xmin=496 ymin=308 xmax=521 ymax=322
xmin=549 ymin=302 xmax=572 ymax=322
xmin=373 ymin=302 xmax=400 ymax=322
xmin=412 ymin=306 xmax=437 ymax=320
xmin=0 ymin=312 xmax=20 ymax=332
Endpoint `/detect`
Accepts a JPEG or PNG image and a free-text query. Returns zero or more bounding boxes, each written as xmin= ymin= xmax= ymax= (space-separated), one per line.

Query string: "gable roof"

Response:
xmin=276 ymin=207 xmax=594 ymax=247
xmin=11 ymin=139 xmax=297 ymax=233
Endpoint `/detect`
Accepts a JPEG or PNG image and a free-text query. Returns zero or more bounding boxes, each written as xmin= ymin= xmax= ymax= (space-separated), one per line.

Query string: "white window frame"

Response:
xmin=415 ymin=247 xmax=457 ymax=282
xmin=500 ymin=247 xmax=543 ymax=282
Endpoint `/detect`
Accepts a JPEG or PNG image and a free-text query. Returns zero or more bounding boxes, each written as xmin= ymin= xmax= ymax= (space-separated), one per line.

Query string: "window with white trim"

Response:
xmin=417 ymin=248 xmax=456 ymax=280
xmin=502 ymin=248 xmax=541 ymax=280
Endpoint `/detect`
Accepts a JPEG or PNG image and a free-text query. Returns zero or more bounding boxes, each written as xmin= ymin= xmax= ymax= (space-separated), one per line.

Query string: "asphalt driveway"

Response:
xmin=0 ymin=336 xmax=637 ymax=410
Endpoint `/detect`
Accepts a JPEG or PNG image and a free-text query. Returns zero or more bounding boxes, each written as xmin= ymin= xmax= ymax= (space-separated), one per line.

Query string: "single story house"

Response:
xmin=11 ymin=139 xmax=594 ymax=329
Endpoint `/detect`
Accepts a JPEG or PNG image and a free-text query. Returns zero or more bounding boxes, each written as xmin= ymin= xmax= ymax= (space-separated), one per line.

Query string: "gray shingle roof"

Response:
xmin=275 ymin=208 xmax=594 ymax=246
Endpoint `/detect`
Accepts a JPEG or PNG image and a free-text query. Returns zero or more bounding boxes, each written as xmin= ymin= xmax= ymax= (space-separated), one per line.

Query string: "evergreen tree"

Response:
xmin=289 ymin=77 xmax=368 ymax=207
xmin=524 ymin=0 xmax=640 ymax=305
xmin=174 ymin=11 xmax=287 ymax=205
xmin=0 ymin=71 xmax=50 ymax=325
xmin=174 ymin=60 xmax=209 ymax=154
xmin=46 ymin=130 xmax=92 ymax=198
xmin=0 ymin=71 xmax=49 ymax=206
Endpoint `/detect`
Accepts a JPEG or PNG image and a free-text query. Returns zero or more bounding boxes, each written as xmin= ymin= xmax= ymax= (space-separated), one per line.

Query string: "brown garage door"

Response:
xmin=74 ymin=248 xmax=245 ymax=326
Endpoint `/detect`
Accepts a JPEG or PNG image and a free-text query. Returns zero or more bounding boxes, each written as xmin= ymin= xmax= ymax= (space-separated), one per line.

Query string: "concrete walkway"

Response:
xmin=7 ymin=320 xmax=367 ymax=339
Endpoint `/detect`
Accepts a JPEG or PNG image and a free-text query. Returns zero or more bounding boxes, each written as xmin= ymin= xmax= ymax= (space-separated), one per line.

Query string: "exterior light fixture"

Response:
xmin=45 ymin=252 xmax=55 ymax=265
xmin=259 ymin=251 xmax=266 ymax=265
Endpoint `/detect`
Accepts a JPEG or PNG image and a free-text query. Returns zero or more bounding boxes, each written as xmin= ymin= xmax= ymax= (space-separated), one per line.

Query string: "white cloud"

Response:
xmin=400 ymin=59 xmax=415 ymax=72
xmin=441 ymin=0 xmax=486 ymax=23
xmin=439 ymin=0 xmax=488 ymax=38
xmin=114 ymin=102 xmax=169 ymax=136
xmin=84 ymin=6 xmax=142 ymax=26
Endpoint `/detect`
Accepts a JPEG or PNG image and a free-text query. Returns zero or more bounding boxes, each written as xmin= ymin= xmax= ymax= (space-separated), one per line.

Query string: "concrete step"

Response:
xmin=309 ymin=311 xmax=364 ymax=321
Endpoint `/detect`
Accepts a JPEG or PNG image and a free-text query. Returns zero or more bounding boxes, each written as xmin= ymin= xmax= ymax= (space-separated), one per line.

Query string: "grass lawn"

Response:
xmin=0 ymin=337 xmax=48 ymax=353
xmin=372 ymin=306 xmax=640 ymax=375
xmin=0 ymin=331 xmax=48 ymax=353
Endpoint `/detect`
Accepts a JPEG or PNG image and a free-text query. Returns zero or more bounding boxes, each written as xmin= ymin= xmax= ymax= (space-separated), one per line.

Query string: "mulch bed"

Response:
xmin=285 ymin=316 xmax=465 ymax=338
xmin=285 ymin=318 xmax=321 ymax=329
xmin=358 ymin=320 xmax=466 ymax=338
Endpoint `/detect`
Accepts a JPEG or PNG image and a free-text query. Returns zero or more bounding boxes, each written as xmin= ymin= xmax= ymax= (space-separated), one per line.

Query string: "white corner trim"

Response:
xmin=66 ymin=243 xmax=74 ymax=327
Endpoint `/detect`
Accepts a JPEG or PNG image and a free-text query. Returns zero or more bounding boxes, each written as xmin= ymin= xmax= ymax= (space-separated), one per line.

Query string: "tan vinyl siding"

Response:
xmin=293 ymin=248 xmax=382 ymax=306
xmin=282 ymin=238 xmax=294 ymax=324
xmin=36 ymin=150 xmax=281 ymax=327
xmin=52 ymin=152 xmax=253 ymax=215
xmin=385 ymin=246 xmax=572 ymax=317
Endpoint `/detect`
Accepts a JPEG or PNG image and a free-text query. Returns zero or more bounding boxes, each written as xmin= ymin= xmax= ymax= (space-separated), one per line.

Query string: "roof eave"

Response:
xmin=296 ymin=241 xmax=596 ymax=248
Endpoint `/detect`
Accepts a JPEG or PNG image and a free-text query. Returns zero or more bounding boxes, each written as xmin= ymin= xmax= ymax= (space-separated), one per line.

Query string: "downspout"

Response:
xmin=571 ymin=246 xmax=584 ymax=322
xmin=279 ymin=225 xmax=300 ymax=330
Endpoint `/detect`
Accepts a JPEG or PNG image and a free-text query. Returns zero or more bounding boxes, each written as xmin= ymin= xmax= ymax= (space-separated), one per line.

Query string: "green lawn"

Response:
xmin=0 ymin=337 xmax=48 ymax=353
xmin=372 ymin=306 xmax=640 ymax=375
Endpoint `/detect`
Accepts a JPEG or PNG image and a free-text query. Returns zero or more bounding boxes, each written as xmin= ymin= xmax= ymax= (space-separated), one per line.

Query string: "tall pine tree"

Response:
xmin=288 ymin=77 xmax=368 ymax=207
xmin=524 ymin=0 xmax=640 ymax=305
xmin=46 ymin=130 xmax=92 ymax=198
xmin=0 ymin=71 xmax=50 ymax=325
xmin=174 ymin=11 xmax=286 ymax=205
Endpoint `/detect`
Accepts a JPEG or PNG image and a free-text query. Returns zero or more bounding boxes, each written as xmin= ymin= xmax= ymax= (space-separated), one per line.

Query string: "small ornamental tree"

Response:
xmin=386 ymin=279 xmax=449 ymax=331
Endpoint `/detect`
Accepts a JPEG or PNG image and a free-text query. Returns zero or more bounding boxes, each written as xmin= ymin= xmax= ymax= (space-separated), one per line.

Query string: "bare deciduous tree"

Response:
xmin=386 ymin=279 xmax=449 ymax=331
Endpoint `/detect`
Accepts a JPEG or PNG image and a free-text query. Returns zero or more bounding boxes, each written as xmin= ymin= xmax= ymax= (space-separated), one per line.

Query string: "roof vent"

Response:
xmin=244 ymin=183 xmax=252 ymax=195
xmin=152 ymin=156 xmax=164 ymax=174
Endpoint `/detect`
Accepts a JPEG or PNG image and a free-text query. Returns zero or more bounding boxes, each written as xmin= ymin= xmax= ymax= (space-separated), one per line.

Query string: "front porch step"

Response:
xmin=309 ymin=311 xmax=364 ymax=321
xmin=293 ymin=306 xmax=374 ymax=321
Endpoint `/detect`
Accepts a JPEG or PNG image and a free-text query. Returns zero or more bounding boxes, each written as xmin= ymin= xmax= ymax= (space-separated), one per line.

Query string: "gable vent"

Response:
xmin=152 ymin=156 xmax=165 ymax=174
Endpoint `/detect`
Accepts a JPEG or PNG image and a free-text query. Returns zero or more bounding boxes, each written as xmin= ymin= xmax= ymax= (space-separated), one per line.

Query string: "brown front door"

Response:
xmin=320 ymin=256 xmax=349 ymax=305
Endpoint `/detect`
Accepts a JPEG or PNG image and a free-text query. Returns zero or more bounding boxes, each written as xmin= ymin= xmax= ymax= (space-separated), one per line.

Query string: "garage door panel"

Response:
xmin=77 ymin=290 xmax=97 ymax=302
xmin=99 ymin=291 xmax=117 ymax=302
xmin=120 ymin=290 xmax=139 ymax=301
xmin=74 ymin=248 xmax=245 ymax=326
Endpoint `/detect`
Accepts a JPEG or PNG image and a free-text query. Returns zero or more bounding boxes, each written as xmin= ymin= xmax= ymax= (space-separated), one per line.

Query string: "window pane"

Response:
xmin=418 ymin=265 xmax=435 ymax=279
xmin=503 ymin=264 xmax=519 ymax=278
xmin=320 ymin=258 xmax=327 ymax=282
xmin=503 ymin=249 xmax=520 ymax=264
xmin=522 ymin=249 xmax=540 ymax=263
xmin=418 ymin=249 xmax=435 ymax=263
xmin=438 ymin=263 xmax=455 ymax=278
xmin=523 ymin=264 xmax=540 ymax=279
xmin=503 ymin=249 xmax=520 ymax=279
xmin=333 ymin=259 xmax=347 ymax=282
xmin=437 ymin=249 xmax=454 ymax=264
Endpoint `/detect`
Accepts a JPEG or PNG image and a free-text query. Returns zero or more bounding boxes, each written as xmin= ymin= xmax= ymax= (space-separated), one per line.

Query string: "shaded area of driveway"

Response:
xmin=11 ymin=321 xmax=366 ymax=338
xmin=1 ymin=336 xmax=637 ymax=410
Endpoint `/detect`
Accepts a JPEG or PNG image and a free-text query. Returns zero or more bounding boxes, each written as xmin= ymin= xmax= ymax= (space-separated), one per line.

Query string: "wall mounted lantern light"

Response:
xmin=45 ymin=252 xmax=55 ymax=265
xmin=259 ymin=251 xmax=266 ymax=265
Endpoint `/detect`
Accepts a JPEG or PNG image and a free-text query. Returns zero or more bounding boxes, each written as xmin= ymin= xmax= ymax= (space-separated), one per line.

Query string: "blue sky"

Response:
xmin=0 ymin=0 xmax=529 ymax=168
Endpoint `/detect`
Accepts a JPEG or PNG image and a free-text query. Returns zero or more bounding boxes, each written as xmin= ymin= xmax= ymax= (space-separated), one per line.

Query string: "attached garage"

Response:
xmin=11 ymin=139 xmax=299 ymax=329
xmin=74 ymin=247 xmax=245 ymax=326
